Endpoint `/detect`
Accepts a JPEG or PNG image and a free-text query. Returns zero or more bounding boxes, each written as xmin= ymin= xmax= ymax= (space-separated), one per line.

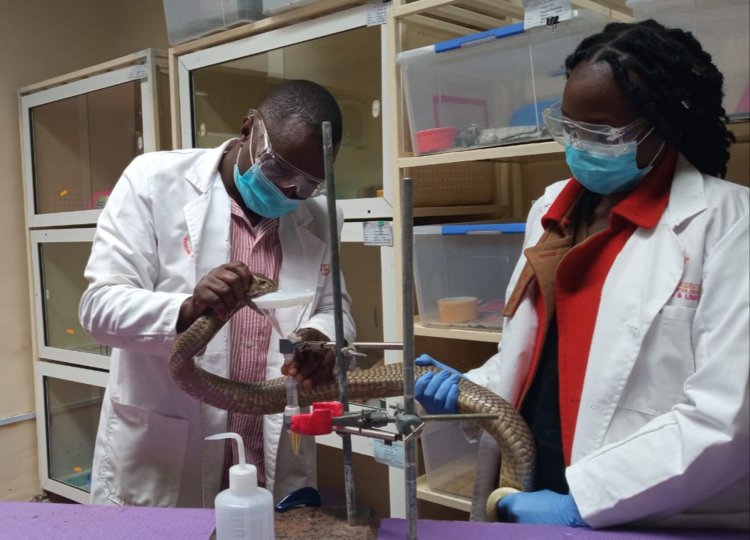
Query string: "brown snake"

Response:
xmin=168 ymin=273 xmax=535 ymax=519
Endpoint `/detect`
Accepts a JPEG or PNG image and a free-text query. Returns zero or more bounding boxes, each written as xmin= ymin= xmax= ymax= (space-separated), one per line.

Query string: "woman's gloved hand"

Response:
xmin=497 ymin=490 xmax=588 ymax=527
xmin=414 ymin=354 xmax=463 ymax=415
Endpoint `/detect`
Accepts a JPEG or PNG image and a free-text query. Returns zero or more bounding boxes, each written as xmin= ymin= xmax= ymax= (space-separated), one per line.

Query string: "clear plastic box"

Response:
xmin=397 ymin=10 xmax=610 ymax=155
xmin=262 ymin=0 xmax=319 ymax=16
xmin=413 ymin=223 xmax=525 ymax=330
xmin=627 ymin=0 xmax=749 ymax=119
xmin=162 ymin=0 xmax=264 ymax=45
xmin=421 ymin=420 xmax=479 ymax=499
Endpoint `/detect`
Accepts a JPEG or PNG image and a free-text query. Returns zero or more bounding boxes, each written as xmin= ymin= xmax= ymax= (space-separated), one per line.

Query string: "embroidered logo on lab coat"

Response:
xmin=182 ymin=234 xmax=194 ymax=259
xmin=672 ymin=281 xmax=701 ymax=303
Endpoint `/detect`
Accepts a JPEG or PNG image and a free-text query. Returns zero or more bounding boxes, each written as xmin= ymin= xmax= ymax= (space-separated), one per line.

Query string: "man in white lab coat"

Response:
xmin=415 ymin=20 xmax=749 ymax=529
xmin=79 ymin=80 xmax=355 ymax=507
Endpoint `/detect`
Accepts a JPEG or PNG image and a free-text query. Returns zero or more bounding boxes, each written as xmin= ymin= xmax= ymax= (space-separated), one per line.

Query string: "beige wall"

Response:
xmin=0 ymin=0 xmax=168 ymax=501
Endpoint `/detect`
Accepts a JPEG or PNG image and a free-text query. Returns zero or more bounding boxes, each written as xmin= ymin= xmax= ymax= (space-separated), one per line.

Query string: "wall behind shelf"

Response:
xmin=0 ymin=0 xmax=168 ymax=501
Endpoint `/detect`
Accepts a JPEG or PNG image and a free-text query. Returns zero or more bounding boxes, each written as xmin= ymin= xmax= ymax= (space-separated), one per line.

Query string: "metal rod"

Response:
xmin=301 ymin=341 xmax=403 ymax=350
xmin=401 ymin=176 xmax=418 ymax=540
xmin=349 ymin=341 xmax=404 ymax=350
xmin=334 ymin=426 xmax=401 ymax=442
xmin=322 ymin=120 xmax=356 ymax=525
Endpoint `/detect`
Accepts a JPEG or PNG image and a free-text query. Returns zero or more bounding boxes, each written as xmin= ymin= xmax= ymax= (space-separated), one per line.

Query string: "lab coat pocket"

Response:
xmin=659 ymin=305 xmax=698 ymax=322
xmin=620 ymin=305 xmax=697 ymax=416
xmin=100 ymin=398 xmax=189 ymax=506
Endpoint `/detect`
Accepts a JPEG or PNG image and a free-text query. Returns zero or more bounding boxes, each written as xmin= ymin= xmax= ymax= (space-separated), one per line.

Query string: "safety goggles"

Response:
xmin=542 ymin=101 xmax=650 ymax=148
xmin=249 ymin=110 xmax=326 ymax=199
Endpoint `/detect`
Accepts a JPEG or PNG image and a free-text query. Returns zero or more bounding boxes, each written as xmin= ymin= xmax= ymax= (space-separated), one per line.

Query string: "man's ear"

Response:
xmin=239 ymin=116 xmax=253 ymax=141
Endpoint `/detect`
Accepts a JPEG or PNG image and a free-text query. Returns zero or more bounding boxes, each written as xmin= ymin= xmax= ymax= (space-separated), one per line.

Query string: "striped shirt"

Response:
xmin=223 ymin=199 xmax=282 ymax=487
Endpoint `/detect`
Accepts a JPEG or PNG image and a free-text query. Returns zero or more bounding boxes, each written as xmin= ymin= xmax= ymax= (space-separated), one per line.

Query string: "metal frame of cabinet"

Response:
xmin=33 ymin=360 xmax=108 ymax=504
xmin=19 ymin=49 xmax=169 ymax=229
xmin=19 ymin=50 xmax=170 ymax=502
xmin=171 ymin=4 xmax=408 ymax=517
xmin=29 ymin=228 xmax=107 ymax=370
xmin=173 ymin=4 xmax=394 ymax=220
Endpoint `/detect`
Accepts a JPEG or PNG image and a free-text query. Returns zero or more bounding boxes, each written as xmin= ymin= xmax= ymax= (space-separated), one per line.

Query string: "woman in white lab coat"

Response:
xmin=416 ymin=20 xmax=748 ymax=529
xmin=79 ymin=81 xmax=355 ymax=508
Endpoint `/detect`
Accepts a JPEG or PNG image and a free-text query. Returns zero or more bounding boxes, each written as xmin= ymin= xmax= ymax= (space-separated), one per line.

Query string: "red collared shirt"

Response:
xmin=223 ymin=199 xmax=282 ymax=487
xmin=527 ymin=147 xmax=677 ymax=463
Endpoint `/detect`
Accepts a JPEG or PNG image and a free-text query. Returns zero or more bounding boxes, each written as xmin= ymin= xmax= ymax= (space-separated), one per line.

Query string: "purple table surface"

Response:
xmin=0 ymin=502 xmax=216 ymax=540
xmin=377 ymin=518 xmax=749 ymax=540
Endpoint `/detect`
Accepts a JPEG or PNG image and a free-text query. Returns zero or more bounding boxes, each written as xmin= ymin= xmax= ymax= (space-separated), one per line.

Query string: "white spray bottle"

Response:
xmin=205 ymin=432 xmax=274 ymax=540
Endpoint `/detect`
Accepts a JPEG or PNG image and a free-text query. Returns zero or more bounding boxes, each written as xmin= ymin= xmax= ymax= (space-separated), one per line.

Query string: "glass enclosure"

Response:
xmin=190 ymin=25 xmax=383 ymax=201
xmin=340 ymin=241 xmax=386 ymax=408
xmin=44 ymin=375 xmax=105 ymax=493
xmin=30 ymin=81 xmax=143 ymax=215
xmin=39 ymin=241 xmax=109 ymax=356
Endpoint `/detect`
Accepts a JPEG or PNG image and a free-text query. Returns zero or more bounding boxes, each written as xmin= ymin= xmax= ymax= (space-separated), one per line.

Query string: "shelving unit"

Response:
xmin=388 ymin=0 xmax=749 ymax=516
xmin=18 ymin=49 xmax=170 ymax=503
xmin=416 ymin=474 xmax=471 ymax=513
xmin=414 ymin=318 xmax=501 ymax=343
xmin=386 ymin=0 xmax=624 ymax=515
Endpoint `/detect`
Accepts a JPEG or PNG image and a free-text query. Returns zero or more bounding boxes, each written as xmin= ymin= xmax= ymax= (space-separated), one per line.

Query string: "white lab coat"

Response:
xmin=467 ymin=155 xmax=749 ymax=529
xmin=79 ymin=141 xmax=355 ymax=508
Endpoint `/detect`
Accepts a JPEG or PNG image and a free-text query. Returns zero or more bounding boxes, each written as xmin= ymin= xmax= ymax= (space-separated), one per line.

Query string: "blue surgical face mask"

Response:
xmin=565 ymin=128 xmax=663 ymax=195
xmin=233 ymin=137 xmax=300 ymax=219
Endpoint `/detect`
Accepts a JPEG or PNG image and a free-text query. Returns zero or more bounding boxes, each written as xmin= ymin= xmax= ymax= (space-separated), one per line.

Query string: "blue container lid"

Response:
xmin=440 ymin=223 xmax=525 ymax=235
xmin=435 ymin=22 xmax=525 ymax=53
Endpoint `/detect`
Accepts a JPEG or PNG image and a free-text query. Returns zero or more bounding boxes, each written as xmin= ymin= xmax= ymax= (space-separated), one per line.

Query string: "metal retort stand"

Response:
xmin=279 ymin=121 xmax=497 ymax=539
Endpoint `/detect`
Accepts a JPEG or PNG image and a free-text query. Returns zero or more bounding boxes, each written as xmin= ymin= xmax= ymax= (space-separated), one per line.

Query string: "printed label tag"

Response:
xmin=523 ymin=0 xmax=572 ymax=30
xmin=127 ymin=64 xmax=148 ymax=81
xmin=363 ymin=220 xmax=393 ymax=247
xmin=367 ymin=0 xmax=392 ymax=27
xmin=373 ymin=439 xmax=404 ymax=469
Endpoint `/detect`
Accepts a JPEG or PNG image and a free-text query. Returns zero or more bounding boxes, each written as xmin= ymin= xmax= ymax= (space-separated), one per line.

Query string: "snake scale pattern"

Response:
xmin=168 ymin=273 xmax=535 ymax=519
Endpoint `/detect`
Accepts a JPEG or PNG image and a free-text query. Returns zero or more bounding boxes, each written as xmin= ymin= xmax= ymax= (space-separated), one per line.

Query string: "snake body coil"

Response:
xmin=168 ymin=274 xmax=535 ymax=519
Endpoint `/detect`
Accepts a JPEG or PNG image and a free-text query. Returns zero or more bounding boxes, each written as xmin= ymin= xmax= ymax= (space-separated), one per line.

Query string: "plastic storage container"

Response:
xmin=627 ymin=0 xmax=749 ymax=119
xmin=421 ymin=420 xmax=479 ymax=499
xmin=262 ymin=0 xmax=319 ymax=16
xmin=397 ymin=10 xmax=610 ymax=155
xmin=413 ymin=223 xmax=525 ymax=330
xmin=162 ymin=0 xmax=264 ymax=45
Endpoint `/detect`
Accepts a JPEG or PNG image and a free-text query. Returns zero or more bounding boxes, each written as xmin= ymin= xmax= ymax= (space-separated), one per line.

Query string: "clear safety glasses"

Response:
xmin=542 ymin=101 xmax=650 ymax=148
xmin=249 ymin=110 xmax=326 ymax=199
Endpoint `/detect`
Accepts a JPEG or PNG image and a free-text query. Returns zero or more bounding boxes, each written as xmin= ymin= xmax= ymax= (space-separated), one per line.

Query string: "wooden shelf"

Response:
xmin=416 ymin=474 xmax=471 ymax=512
xmin=391 ymin=0 xmax=632 ymax=34
xmin=730 ymin=120 xmax=750 ymax=142
xmin=414 ymin=317 xmax=502 ymax=343
xmin=399 ymin=140 xmax=564 ymax=168
xmin=412 ymin=204 xmax=502 ymax=218
xmin=401 ymin=120 xmax=749 ymax=170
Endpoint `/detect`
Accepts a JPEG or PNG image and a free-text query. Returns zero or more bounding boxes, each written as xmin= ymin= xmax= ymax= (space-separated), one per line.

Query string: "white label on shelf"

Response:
xmin=363 ymin=220 xmax=393 ymax=247
xmin=367 ymin=0 xmax=392 ymax=27
xmin=373 ymin=439 xmax=404 ymax=469
xmin=127 ymin=64 xmax=148 ymax=81
xmin=523 ymin=0 xmax=572 ymax=30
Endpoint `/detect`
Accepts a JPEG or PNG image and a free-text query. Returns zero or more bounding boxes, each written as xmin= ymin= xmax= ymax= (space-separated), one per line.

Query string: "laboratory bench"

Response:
xmin=0 ymin=502 xmax=376 ymax=540
xmin=3 ymin=502 xmax=747 ymax=540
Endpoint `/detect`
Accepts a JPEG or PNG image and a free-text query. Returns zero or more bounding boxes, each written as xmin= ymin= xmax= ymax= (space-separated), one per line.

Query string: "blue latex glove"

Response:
xmin=414 ymin=354 xmax=462 ymax=415
xmin=497 ymin=490 xmax=588 ymax=528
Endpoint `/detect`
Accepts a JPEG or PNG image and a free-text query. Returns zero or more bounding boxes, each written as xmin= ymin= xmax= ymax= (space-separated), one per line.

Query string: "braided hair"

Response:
xmin=565 ymin=19 xmax=735 ymax=178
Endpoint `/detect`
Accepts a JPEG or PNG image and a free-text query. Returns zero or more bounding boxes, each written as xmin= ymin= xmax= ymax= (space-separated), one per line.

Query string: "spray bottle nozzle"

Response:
xmin=206 ymin=432 xmax=257 ymax=495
